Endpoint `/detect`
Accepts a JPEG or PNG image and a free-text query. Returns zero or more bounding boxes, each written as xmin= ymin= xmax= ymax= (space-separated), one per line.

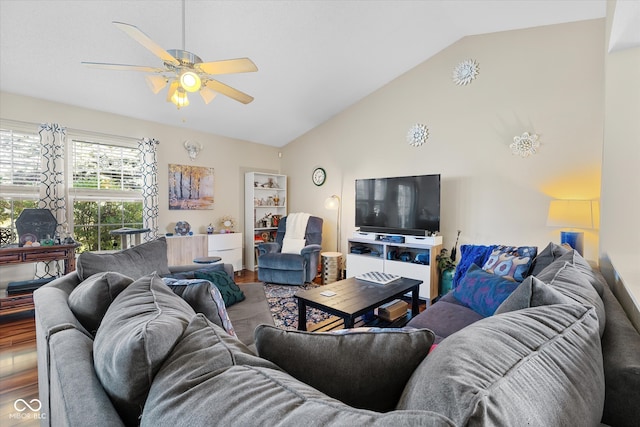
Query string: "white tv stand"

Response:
xmin=346 ymin=232 xmax=443 ymax=303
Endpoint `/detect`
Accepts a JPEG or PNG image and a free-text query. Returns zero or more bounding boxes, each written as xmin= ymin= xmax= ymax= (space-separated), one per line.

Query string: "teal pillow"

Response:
xmin=452 ymin=264 xmax=520 ymax=317
xmin=194 ymin=270 xmax=245 ymax=307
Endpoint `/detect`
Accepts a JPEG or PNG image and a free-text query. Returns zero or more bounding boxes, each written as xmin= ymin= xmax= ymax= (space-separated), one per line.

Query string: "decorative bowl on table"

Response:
xmin=174 ymin=221 xmax=191 ymax=236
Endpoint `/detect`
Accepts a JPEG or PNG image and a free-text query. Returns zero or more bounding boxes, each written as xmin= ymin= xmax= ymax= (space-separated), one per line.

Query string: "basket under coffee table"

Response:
xmin=294 ymin=276 xmax=422 ymax=331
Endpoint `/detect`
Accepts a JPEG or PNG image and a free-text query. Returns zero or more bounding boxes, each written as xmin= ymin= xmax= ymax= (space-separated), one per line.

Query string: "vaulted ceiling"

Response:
xmin=0 ymin=1 xmax=614 ymax=147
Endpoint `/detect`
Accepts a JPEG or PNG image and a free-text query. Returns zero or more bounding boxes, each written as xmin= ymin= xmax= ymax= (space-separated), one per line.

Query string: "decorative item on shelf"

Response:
xmin=174 ymin=221 xmax=191 ymax=236
xmin=273 ymin=194 xmax=280 ymax=206
xmin=272 ymin=215 xmax=281 ymax=227
xmin=258 ymin=213 xmax=273 ymax=228
xmin=510 ymin=132 xmax=540 ymax=158
xmin=207 ymin=223 xmax=214 ymax=234
xmin=184 ymin=140 xmax=202 ymax=161
xmin=452 ymin=58 xmax=479 ymax=86
xmin=546 ymin=199 xmax=597 ymax=256
xmin=406 ymin=123 xmax=429 ymax=147
xmin=218 ymin=215 xmax=236 ymax=233
xmin=436 ymin=248 xmax=457 ymax=295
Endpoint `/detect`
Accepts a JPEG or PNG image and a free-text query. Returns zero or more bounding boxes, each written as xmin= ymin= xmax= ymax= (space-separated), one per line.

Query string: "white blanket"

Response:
xmin=281 ymin=212 xmax=311 ymax=254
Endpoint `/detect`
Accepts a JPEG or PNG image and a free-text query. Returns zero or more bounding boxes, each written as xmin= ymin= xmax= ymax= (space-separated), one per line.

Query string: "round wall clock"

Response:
xmin=312 ymin=167 xmax=326 ymax=186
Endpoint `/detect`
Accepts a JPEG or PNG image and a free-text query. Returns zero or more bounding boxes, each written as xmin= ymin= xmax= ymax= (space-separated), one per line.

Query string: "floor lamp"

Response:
xmin=546 ymin=200 xmax=596 ymax=256
xmin=324 ymin=195 xmax=341 ymax=252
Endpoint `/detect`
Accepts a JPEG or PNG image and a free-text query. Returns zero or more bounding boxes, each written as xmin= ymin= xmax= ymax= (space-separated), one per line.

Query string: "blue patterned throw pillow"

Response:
xmin=452 ymin=245 xmax=497 ymax=289
xmin=452 ymin=264 xmax=520 ymax=317
xmin=482 ymin=245 xmax=537 ymax=282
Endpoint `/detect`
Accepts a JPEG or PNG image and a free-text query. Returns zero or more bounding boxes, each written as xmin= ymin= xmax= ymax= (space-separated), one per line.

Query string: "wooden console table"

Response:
xmin=0 ymin=243 xmax=80 ymax=317
xmin=0 ymin=243 xmax=80 ymax=275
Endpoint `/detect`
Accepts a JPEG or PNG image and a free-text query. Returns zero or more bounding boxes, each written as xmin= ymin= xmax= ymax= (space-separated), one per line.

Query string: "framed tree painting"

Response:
xmin=168 ymin=164 xmax=214 ymax=210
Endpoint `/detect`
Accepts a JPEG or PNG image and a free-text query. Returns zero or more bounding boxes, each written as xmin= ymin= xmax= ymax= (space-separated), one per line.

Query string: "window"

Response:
xmin=0 ymin=121 xmax=145 ymax=252
xmin=69 ymin=136 xmax=144 ymax=252
xmin=0 ymin=126 xmax=40 ymax=238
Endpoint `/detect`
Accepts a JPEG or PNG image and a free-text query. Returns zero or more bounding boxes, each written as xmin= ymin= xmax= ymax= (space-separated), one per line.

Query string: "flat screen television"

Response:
xmin=355 ymin=174 xmax=440 ymax=236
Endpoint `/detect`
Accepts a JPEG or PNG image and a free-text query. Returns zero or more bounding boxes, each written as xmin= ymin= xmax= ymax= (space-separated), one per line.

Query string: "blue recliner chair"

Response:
xmin=257 ymin=215 xmax=323 ymax=285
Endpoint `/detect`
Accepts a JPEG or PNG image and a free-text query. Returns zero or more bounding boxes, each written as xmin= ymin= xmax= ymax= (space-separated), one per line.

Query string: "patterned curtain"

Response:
xmin=37 ymin=123 xmax=67 ymax=277
xmin=139 ymin=138 xmax=160 ymax=241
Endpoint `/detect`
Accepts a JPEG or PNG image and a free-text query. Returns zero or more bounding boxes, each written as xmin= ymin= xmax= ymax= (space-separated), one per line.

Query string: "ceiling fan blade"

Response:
xmin=113 ymin=21 xmax=179 ymax=66
xmin=204 ymin=80 xmax=254 ymax=104
xmin=82 ymin=62 xmax=165 ymax=73
xmin=197 ymin=58 xmax=258 ymax=75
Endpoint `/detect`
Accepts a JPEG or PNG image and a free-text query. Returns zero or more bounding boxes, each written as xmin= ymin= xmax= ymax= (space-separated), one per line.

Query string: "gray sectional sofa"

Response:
xmin=34 ymin=239 xmax=639 ymax=426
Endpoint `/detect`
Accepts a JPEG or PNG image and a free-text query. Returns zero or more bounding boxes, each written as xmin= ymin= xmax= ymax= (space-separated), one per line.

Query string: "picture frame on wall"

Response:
xmin=168 ymin=164 xmax=214 ymax=210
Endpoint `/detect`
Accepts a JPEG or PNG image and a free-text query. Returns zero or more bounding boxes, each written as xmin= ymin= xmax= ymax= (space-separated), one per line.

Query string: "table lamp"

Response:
xmin=546 ymin=200 xmax=596 ymax=256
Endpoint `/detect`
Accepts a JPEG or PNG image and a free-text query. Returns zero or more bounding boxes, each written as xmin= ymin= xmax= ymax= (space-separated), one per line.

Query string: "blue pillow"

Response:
xmin=452 ymin=245 xmax=496 ymax=289
xmin=482 ymin=245 xmax=537 ymax=282
xmin=452 ymin=264 xmax=520 ymax=317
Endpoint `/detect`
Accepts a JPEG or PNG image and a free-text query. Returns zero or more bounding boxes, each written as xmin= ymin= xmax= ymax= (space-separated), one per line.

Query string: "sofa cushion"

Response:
xmin=254 ymin=325 xmax=434 ymax=412
xmin=494 ymin=275 xmax=574 ymax=315
xmin=555 ymin=250 xmax=605 ymax=296
xmin=452 ymin=264 xmax=520 ymax=317
xmin=452 ymin=244 xmax=496 ymax=288
xmin=398 ymin=304 xmax=604 ymax=427
xmin=481 ymin=245 xmax=537 ymax=282
xmin=529 ymin=241 xmax=569 ymax=276
xmin=162 ymin=262 xmax=226 ymax=280
xmin=142 ymin=315 xmax=453 ymax=426
xmin=93 ymin=273 xmax=195 ymax=425
xmin=163 ymin=277 xmax=236 ymax=336
xmin=68 ymin=271 xmax=134 ymax=334
xmin=536 ymin=261 xmax=606 ymax=336
xmin=406 ymin=293 xmax=484 ymax=342
xmin=77 ymin=237 xmax=171 ymax=281
xmin=193 ymin=269 xmax=245 ymax=307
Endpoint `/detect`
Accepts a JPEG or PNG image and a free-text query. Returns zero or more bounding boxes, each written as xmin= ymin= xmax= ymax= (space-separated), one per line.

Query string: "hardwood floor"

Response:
xmin=0 ymin=270 xmax=261 ymax=426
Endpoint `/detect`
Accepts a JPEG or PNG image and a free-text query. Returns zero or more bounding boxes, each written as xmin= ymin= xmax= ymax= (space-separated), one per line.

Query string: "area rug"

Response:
xmin=264 ymin=283 xmax=336 ymax=330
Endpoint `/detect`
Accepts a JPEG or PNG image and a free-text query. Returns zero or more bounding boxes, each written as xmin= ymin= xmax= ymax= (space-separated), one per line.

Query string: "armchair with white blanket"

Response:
xmin=257 ymin=214 xmax=323 ymax=285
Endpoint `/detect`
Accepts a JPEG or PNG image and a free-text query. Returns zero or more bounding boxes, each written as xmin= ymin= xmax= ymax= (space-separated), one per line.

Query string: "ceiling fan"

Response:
xmin=82 ymin=3 xmax=257 ymax=108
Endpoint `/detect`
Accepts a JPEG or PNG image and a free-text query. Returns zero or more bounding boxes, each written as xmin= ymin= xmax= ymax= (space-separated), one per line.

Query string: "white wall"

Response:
xmin=599 ymin=0 xmax=640 ymax=329
xmin=281 ymin=20 xmax=605 ymax=263
xmin=0 ymin=92 xmax=281 ymax=285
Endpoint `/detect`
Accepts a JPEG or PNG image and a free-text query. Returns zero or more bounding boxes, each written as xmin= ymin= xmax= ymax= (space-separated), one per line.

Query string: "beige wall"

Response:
xmin=599 ymin=0 xmax=640 ymax=329
xmin=281 ymin=20 xmax=605 ymax=263
xmin=0 ymin=92 xmax=281 ymax=285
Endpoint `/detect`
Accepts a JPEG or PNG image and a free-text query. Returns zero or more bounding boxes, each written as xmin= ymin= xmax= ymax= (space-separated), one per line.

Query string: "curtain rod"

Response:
xmin=0 ymin=117 xmax=154 ymax=143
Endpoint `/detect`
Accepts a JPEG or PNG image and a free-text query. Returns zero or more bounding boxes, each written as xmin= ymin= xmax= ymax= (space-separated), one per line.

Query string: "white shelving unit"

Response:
xmin=346 ymin=232 xmax=442 ymax=303
xmin=244 ymin=172 xmax=287 ymax=271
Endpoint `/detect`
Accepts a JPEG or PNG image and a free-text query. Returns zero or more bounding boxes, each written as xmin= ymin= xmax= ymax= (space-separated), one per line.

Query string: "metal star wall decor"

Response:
xmin=452 ymin=59 xmax=480 ymax=86
xmin=510 ymin=132 xmax=540 ymax=157
xmin=407 ymin=123 xmax=429 ymax=147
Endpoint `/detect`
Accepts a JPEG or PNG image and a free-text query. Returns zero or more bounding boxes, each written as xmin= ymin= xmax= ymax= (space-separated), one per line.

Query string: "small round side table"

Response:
xmin=321 ymin=252 xmax=342 ymax=285
xmin=193 ymin=256 xmax=222 ymax=265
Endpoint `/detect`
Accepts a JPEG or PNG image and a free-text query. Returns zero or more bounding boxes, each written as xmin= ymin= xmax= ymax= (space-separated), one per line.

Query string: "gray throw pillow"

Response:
xmin=398 ymin=304 xmax=604 ymax=427
xmin=529 ymin=241 xmax=569 ymax=276
xmin=142 ymin=315 xmax=451 ymax=426
xmin=93 ymin=273 xmax=195 ymax=426
xmin=76 ymin=237 xmax=171 ymax=281
xmin=536 ymin=261 xmax=606 ymax=336
xmin=68 ymin=271 xmax=134 ymax=334
xmin=254 ymin=325 xmax=435 ymax=412
xmin=555 ymin=250 xmax=605 ymax=296
xmin=494 ymin=275 xmax=573 ymax=315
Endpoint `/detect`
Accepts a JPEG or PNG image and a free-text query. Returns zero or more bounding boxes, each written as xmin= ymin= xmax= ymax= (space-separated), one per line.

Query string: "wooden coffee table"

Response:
xmin=295 ymin=276 xmax=421 ymax=331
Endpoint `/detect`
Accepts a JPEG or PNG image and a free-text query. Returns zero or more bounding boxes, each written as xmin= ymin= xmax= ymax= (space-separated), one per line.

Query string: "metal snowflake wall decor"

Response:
xmin=510 ymin=132 xmax=540 ymax=157
xmin=407 ymin=123 xmax=429 ymax=147
xmin=452 ymin=59 xmax=479 ymax=86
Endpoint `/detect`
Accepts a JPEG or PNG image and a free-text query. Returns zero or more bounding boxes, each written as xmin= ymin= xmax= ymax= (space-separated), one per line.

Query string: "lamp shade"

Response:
xmin=324 ymin=195 xmax=340 ymax=210
xmin=546 ymin=200 xmax=596 ymax=229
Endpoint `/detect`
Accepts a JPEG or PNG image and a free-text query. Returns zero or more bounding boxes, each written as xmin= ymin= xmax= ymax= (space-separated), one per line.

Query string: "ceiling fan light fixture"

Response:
xmin=145 ymin=74 xmax=168 ymax=94
xmin=171 ymin=88 xmax=190 ymax=109
xmin=180 ymin=70 xmax=201 ymax=92
xmin=199 ymin=87 xmax=217 ymax=104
